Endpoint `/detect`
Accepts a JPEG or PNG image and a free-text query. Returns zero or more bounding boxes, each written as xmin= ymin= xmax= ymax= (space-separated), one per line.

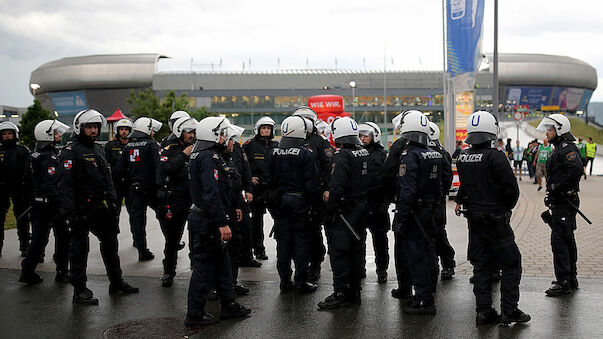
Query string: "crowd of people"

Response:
xmin=0 ymin=108 xmax=587 ymax=327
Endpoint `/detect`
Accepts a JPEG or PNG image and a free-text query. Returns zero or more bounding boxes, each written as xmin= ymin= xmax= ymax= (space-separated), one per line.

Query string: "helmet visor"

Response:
xmin=52 ymin=121 xmax=70 ymax=136
xmin=536 ymin=118 xmax=557 ymax=133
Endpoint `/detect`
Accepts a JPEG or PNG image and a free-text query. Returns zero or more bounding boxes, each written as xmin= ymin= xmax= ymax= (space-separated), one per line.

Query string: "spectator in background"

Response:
xmin=533 ymin=138 xmax=552 ymax=191
xmin=451 ymin=140 xmax=463 ymax=160
xmin=506 ymin=138 xmax=514 ymax=163
xmin=513 ymin=140 xmax=524 ymax=180
xmin=576 ymin=137 xmax=587 ymax=179
xmin=585 ymin=137 xmax=597 ymax=176
xmin=530 ymin=140 xmax=540 ymax=184
xmin=497 ymin=139 xmax=505 ymax=152
xmin=525 ymin=141 xmax=535 ymax=180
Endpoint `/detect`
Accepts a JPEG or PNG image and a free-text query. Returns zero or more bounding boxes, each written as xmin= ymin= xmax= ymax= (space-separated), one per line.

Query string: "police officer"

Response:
xmin=428 ymin=121 xmax=455 ymax=280
xmin=161 ymin=111 xmax=191 ymax=147
xmin=185 ymin=117 xmax=250 ymax=327
xmin=58 ymin=109 xmax=138 ymax=305
xmin=386 ymin=112 xmax=410 ymax=299
xmin=120 ymin=117 xmax=161 ymax=261
xmin=537 ymin=114 xmax=583 ymax=296
xmin=292 ymin=107 xmax=333 ymax=282
xmin=20 ymin=120 xmax=71 ymax=284
xmin=157 ymin=116 xmax=198 ymax=287
xmin=455 ymin=111 xmax=530 ymax=324
xmin=392 ymin=111 xmax=441 ymax=315
xmin=269 ymin=116 xmax=319 ymax=294
xmin=0 ymin=121 xmax=31 ymax=257
xmin=358 ymin=122 xmax=390 ymax=284
xmin=243 ymin=116 xmax=278 ymax=261
xmin=318 ymin=117 xmax=369 ymax=310
xmin=104 ymin=118 xmax=133 ymax=221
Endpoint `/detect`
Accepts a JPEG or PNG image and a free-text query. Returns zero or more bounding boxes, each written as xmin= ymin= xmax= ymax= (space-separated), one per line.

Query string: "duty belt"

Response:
xmin=190 ymin=204 xmax=207 ymax=217
xmin=283 ymin=192 xmax=304 ymax=197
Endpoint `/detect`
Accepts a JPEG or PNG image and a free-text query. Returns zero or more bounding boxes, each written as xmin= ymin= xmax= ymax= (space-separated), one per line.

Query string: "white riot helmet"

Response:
xmin=132 ymin=117 xmax=155 ymax=136
xmin=465 ymin=111 xmax=499 ymax=145
xmin=72 ymin=109 xmax=106 ymax=136
xmin=428 ymin=121 xmax=440 ymax=141
xmin=34 ymin=119 xmax=69 ymax=142
xmin=196 ymin=116 xmax=233 ymax=143
xmin=254 ymin=116 xmax=276 ymax=137
xmin=292 ymin=106 xmax=317 ymax=122
xmin=0 ymin=121 xmax=19 ymax=139
xmin=280 ymin=116 xmax=308 ymax=139
xmin=168 ymin=111 xmax=190 ymax=131
xmin=398 ymin=110 xmax=430 ymax=145
xmin=150 ymin=118 xmax=163 ymax=132
xmin=537 ymin=113 xmax=575 ymax=141
xmin=172 ymin=117 xmax=198 ymax=138
xmin=358 ymin=122 xmax=382 ymax=145
xmin=113 ymin=118 xmax=133 ymax=134
xmin=228 ymin=124 xmax=245 ymax=140
xmin=315 ymin=120 xmax=332 ymax=139
xmin=331 ymin=116 xmax=361 ymax=145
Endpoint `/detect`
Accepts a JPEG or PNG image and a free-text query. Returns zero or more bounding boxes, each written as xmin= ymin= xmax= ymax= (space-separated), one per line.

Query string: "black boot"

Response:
xmin=19 ymin=271 xmax=43 ymax=285
xmin=234 ymin=284 xmax=250 ymax=296
xmin=294 ymin=282 xmax=318 ymax=294
xmin=280 ymin=281 xmax=294 ymax=294
xmin=440 ymin=267 xmax=455 ymax=281
xmin=109 ymin=280 xmax=139 ymax=295
xmin=255 ymin=253 xmax=268 ymax=260
xmin=391 ymin=288 xmax=412 ymax=299
xmin=307 ymin=264 xmax=321 ymax=283
xmin=545 ymin=280 xmax=571 ymax=297
xmin=138 ymin=248 xmax=155 ymax=261
xmin=317 ymin=292 xmax=352 ymax=310
xmin=220 ymin=301 xmax=251 ymax=319
xmin=239 ymin=259 xmax=262 ymax=267
xmin=73 ymin=288 xmax=99 ymax=305
xmin=347 ymin=289 xmax=361 ymax=305
xmin=501 ymin=308 xmax=531 ymax=324
xmin=161 ymin=274 xmax=175 ymax=288
xmin=184 ymin=312 xmax=218 ymax=327
xmin=570 ymin=278 xmax=579 ymax=290
xmin=207 ymin=289 xmax=219 ymax=300
xmin=476 ymin=308 xmax=501 ymax=325
xmin=55 ymin=271 xmax=70 ymax=283
xmin=403 ymin=299 xmax=436 ymax=315
xmin=377 ymin=270 xmax=388 ymax=284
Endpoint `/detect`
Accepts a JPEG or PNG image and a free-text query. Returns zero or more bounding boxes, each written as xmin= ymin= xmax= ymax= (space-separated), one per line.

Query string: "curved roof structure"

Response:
xmin=29 ymin=54 xmax=166 ymax=94
xmin=483 ymin=53 xmax=597 ymax=90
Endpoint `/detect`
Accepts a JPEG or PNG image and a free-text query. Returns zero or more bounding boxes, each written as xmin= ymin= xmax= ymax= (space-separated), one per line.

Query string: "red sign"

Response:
xmin=307 ymin=95 xmax=351 ymax=124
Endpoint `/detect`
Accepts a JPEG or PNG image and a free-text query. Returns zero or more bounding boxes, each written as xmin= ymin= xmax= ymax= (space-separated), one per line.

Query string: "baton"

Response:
xmin=16 ymin=206 xmax=32 ymax=221
xmin=566 ymin=199 xmax=593 ymax=225
xmin=338 ymin=213 xmax=361 ymax=241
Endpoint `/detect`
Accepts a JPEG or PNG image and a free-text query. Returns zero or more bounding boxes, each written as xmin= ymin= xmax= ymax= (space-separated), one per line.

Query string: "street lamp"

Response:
xmin=349 ymin=81 xmax=356 ymax=119
xmin=30 ymin=83 xmax=40 ymax=96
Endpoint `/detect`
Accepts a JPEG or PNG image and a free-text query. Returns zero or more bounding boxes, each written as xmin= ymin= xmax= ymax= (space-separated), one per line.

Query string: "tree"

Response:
xmin=127 ymin=89 xmax=211 ymax=140
xmin=19 ymin=99 xmax=54 ymax=149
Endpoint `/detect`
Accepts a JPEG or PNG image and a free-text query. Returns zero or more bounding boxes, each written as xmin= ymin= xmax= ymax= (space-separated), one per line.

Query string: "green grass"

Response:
xmin=3 ymin=203 xmax=16 ymax=230
xmin=529 ymin=118 xmax=603 ymax=144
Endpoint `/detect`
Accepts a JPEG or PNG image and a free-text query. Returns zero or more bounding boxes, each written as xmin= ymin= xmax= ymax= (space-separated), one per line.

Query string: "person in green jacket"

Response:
xmin=576 ymin=137 xmax=587 ymax=179
xmin=533 ymin=138 xmax=552 ymax=191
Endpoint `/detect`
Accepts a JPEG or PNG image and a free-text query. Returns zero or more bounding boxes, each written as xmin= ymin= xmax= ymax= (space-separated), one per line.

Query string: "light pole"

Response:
xmin=30 ymin=83 xmax=40 ymax=97
xmin=349 ymin=80 xmax=356 ymax=120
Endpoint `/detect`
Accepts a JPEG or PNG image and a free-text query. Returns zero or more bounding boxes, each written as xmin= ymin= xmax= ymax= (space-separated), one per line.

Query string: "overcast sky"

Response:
xmin=1 ymin=0 xmax=601 ymax=107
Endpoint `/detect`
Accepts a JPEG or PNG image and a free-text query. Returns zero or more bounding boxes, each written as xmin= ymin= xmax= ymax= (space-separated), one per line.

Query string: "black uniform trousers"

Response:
xmin=435 ymin=203 xmax=456 ymax=269
xmin=394 ymin=229 xmax=412 ymax=295
xmin=273 ymin=194 xmax=311 ymax=285
xmin=187 ymin=213 xmax=235 ymax=314
xmin=114 ymin=181 xmax=131 ymax=225
xmin=0 ymin=188 xmax=31 ymax=252
xmin=238 ymin=200 xmax=254 ymax=262
xmin=362 ymin=202 xmax=390 ymax=273
xmin=227 ymin=195 xmax=247 ymax=284
xmin=467 ymin=210 xmax=521 ymax=313
xmin=69 ymin=203 xmax=123 ymax=291
xmin=22 ymin=201 xmax=69 ymax=273
xmin=401 ymin=208 xmax=439 ymax=302
xmin=127 ymin=185 xmax=159 ymax=249
xmin=325 ymin=202 xmax=368 ymax=293
xmin=308 ymin=202 xmax=327 ymax=268
xmin=550 ymin=202 xmax=578 ymax=282
xmin=157 ymin=193 xmax=189 ymax=275
xmin=249 ymin=187 xmax=268 ymax=255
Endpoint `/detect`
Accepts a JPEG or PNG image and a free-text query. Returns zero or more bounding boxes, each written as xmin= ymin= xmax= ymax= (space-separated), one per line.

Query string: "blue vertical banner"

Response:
xmin=447 ymin=0 xmax=485 ymax=77
xmin=49 ymin=91 xmax=87 ymax=118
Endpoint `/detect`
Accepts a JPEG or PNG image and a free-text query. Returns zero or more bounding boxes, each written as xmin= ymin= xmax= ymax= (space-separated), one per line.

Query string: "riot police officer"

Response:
xmin=58 ymin=109 xmax=138 ymax=305
xmin=185 ymin=117 xmax=250 ymax=327
xmin=455 ymin=111 xmax=530 ymax=324
xmin=161 ymin=111 xmax=191 ymax=147
xmin=0 ymin=121 xmax=31 ymax=257
xmin=318 ymin=117 xmax=369 ymax=310
xmin=243 ymin=116 xmax=278 ymax=261
xmin=358 ymin=122 xmax=390 ymax=284
xmin=157 ymin=116 xmax=198 ymax=287
xmin=269 ymin=116 xmax=319 ymax=294
xmin=120 ymin=117 xmax=162 ymax=261
xmin=392 ymin=111 xmax=442 ymax=315
xmin=537 ymin=114 xmax=583 ymax=296
xmin=20 ymin=119 xmax=70 ymax=284
xmin=292 ymin=107 xmax=333 ymax=282
xmin=386 ymin=112 xmax=411 ymax=299
xmin=428 ymin=121 xmax=455 ymax=280
xmin=104 ymin=118 xmax=132 ymax=221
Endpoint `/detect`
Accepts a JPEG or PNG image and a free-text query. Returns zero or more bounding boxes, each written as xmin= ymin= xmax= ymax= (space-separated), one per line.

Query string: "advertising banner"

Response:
xmin=446 ymin=0 xmax=485 ymax=77
xmin=49 ymin=91 xmax=87 ymax=118
xmin=505 ymin=86 xmax=591 ymax=111
xmin=455 ymin=91 xmax=474 ymax=140
xmin=307 ymin=95 xmax=350 ymax=124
